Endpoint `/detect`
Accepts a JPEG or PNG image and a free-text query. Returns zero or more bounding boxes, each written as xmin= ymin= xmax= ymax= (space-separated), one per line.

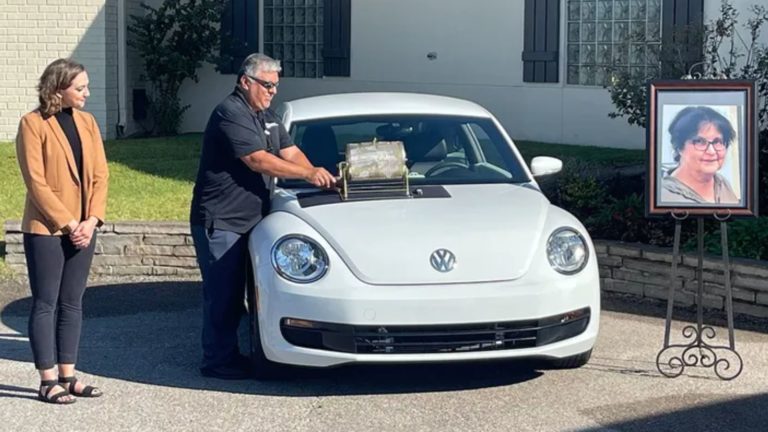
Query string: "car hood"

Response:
xmin=272 ymin=184 xmax=551 ymax=285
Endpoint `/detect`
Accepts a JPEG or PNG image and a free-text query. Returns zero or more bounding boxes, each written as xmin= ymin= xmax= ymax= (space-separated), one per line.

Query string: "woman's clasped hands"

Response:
xmin=66 ymin=217 xmax=98 ymax=249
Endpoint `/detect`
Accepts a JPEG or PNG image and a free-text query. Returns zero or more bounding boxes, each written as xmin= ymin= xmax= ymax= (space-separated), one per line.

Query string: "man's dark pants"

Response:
xmin=191 ymin=225 xmax=251 ymax=369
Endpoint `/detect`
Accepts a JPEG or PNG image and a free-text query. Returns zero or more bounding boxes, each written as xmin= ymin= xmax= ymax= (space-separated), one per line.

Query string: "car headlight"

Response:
xmin=271 ymin=235 xmax=329 ymax=283
xmin=546 ymin=227 xmax=588 ymax=274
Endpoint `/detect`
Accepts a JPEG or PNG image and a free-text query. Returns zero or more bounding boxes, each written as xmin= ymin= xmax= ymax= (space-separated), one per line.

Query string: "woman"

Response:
xmin=16 ymin=58 xmax=109 ymax=404
xmin=660 ymin=106 xmax=739 ymax=204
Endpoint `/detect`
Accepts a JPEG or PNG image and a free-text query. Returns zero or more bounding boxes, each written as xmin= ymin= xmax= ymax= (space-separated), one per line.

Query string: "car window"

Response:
xmin=284 ymin=115 xmax=529 ymax=187
xmin=469 ymin=123 xmax=505 ymax=167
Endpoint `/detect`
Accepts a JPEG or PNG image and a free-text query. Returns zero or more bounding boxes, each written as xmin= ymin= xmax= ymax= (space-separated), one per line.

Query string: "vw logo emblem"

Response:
xmin=430 ymin=249 xmax=456 ymax=272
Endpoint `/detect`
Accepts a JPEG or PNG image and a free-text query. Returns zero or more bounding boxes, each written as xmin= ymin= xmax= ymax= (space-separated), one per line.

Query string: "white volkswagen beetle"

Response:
xmin=247 ymin=92 xmax=599 ymax=378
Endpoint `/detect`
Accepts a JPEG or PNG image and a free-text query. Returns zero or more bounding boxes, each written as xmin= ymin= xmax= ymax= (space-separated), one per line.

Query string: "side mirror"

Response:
xmin=530 ymin=156 xmax=563 ymax=177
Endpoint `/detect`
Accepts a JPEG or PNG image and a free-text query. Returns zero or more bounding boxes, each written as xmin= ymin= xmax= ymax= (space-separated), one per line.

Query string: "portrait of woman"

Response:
xmin=16 ymin=58 xmax=109 ymax=404
xmin=659 ymin=105 xmax=740 ymax=205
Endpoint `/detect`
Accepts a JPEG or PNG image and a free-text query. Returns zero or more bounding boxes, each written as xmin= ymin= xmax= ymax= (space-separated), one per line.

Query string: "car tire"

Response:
xmin=545 ymin=349 xmax=592 ymax=369
xmin=246 ymin=268 xmax=285 ymax=380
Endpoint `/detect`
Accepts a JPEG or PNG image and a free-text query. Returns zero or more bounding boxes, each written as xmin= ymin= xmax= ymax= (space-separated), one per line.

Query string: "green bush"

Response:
xmin=560 ymin=175 xmax=608 ymax=219
xmin=589 ymin=193 xmax=670 ymax=245
xmin=128 ymin=0 xmax=223 ymax=135
xmin=696 ymin=217 xmax=768 ymax=260
xmin=545 ymin=160 xmax=607 ymax=216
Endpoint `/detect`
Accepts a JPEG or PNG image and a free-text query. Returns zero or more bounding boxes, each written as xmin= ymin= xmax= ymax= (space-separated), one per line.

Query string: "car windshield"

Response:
xmin=279 ymin=115 xmax=529 ymax=188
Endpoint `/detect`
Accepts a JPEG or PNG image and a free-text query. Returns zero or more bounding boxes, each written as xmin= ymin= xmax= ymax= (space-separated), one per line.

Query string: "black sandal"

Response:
xmin=38 ymin=379 xmax=76 ymax=405
xmin=58 ymin=376 xmax=103 ymax=398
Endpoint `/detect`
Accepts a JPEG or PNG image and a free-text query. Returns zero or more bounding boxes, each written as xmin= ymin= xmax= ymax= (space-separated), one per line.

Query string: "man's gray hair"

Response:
xmin=239 ymin=53 xmax=282 ymax=78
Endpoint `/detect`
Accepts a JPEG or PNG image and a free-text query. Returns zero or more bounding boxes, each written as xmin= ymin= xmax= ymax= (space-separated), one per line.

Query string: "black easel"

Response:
xmin=656 ymin=214 xmax=743 ymax=380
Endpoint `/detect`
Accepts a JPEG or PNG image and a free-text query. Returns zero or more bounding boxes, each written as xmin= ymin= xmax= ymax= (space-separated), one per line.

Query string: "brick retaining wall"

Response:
xmin=4 ymin=221 xmax=768 ymax=319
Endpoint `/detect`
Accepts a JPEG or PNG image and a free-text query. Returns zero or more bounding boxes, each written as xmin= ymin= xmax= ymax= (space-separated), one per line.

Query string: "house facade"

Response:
xmin=1 ymin=0 xmax=765 ymax=147
xmin=0 ymin=0 xmax=122 ymax=141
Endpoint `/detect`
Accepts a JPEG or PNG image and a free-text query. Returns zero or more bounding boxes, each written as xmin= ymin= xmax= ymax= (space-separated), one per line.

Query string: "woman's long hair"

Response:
xmin=37 ymin=58 xmax=85 ymax=117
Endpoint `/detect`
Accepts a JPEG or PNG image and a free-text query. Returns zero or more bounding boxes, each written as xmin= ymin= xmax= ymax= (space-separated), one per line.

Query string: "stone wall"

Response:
xmin=3 ymin=220 xmax=768 ymax=319
xmin=597 ymin=240 xmax=768 ymax=319
xmin=3 ymin=221 xmax=199 ymax=279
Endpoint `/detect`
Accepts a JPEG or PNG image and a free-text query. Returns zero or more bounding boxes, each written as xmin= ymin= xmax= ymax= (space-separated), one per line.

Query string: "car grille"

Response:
xmin=280 ymin=307 xmax=590 ymax=354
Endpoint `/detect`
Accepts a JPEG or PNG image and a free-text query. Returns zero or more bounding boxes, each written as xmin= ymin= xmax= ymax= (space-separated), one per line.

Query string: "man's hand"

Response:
xmin=304 ymin=167 xmax=336 ymax=189
xmin=70 ymin=217 xmax=98 ymax=249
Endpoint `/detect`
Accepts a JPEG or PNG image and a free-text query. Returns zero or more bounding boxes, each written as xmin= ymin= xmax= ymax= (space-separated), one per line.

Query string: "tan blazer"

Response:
xmin=16 ymin=109 xmax=109 ymax=235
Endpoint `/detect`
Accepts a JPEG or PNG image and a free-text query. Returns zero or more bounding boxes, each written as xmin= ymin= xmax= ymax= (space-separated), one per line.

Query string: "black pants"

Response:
xmin=191 ymin=225 xmax=250 ymax=369
xmin=23 ymin=233 xmax=97 ymax=370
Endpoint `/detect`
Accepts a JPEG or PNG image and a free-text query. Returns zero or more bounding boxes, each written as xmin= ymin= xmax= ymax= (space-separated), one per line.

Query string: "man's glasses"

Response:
xmin=245 ymin=74 xmax=279 ymax=90
xmin=689 ymin=136 xmax=727 ymax=152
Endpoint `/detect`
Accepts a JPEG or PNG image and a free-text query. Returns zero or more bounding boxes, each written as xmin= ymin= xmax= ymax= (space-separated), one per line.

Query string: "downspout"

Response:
xmin=116 ymin=0 xmax=127 ymax=137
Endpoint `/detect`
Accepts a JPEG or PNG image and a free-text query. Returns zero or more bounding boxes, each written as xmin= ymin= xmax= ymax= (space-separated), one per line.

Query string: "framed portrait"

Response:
xmin=646 ymin=80 xmax=758 ymax=217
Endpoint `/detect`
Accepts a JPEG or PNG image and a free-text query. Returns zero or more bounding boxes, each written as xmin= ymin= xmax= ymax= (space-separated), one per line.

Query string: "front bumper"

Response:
xmin=254 ymin=273 xmax=600 ymax=367
xmin=280 ymin=307 xmax=591 ymax=354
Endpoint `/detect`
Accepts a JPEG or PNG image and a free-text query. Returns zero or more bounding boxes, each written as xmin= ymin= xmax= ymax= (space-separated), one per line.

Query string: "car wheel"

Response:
xmin=545 ymin=349 xmax=592 ymax=369
xmin=246 ymin=270 xmax=285 ymax=380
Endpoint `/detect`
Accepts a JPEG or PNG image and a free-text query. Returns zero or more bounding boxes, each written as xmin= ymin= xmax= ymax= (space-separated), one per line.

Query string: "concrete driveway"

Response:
xmin=0 ymin=279 xmax=766 ymax=432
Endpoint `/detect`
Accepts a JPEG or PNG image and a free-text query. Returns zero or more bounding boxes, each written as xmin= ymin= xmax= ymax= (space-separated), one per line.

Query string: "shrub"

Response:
xmin=128 ymin=0 xmax=223 ymax=135
xmin=589 ymin=193 xmax=667 ymax=245
xmin=544 ymin=160 xmax=608 ymax=218
xmin=695 ymin=217 xmax=768 ymax=259
xmin=607 ymin=1 xmax=768 ymax=132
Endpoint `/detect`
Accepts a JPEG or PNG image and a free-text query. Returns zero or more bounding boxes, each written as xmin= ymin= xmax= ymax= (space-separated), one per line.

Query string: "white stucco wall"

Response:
xmin=177 ymin=0 xmax=765 ymax=149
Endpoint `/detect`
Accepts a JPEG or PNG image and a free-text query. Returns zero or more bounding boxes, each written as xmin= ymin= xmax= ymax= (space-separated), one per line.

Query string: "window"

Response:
xmin=287 ymin=115 xmax=528 ymax=186
xmin=566 ymin=0 xmax=663 ymax=86
xmin=264 ymin=0 xmax=350 ymax=78
xmin=565 ymin=0 xmax=704 ymax=85
xmin=264 ymin=0 xmax=324 ymax=78
xmin=469 ymin=124 xmax=504 ymax=168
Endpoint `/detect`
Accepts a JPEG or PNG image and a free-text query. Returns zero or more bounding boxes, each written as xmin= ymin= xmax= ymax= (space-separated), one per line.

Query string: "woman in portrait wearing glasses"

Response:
xmin=660 ymin=106 xmax=740 ymax=204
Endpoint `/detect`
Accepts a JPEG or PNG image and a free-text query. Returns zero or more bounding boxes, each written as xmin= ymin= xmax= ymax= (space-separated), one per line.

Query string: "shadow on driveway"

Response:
xmin=578 ymin=392 xmax=768 ymax=432
xmin=0 ymin=281 xmax=543 ymax=398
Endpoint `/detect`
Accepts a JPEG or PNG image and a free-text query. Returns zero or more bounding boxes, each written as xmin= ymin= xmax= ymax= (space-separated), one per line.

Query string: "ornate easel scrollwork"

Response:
xmin=656 ymin=325 xmax=743 ymax=380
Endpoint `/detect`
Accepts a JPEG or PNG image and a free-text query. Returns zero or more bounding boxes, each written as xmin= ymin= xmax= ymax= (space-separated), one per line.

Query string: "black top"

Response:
xmin=54 ymin=107 xmax=86 ymax=220
xmin=55 ymin=108 xmax=83 ymax=180
xmin=190 ymin=87 xmax=293 ymax=233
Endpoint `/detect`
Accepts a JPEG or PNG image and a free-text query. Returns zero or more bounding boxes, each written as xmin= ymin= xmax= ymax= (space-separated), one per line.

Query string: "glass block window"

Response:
xmin=566 ymin=0 xmax=662 ymax=86
xmin=264 ymin=0 xmax=324 ymax=78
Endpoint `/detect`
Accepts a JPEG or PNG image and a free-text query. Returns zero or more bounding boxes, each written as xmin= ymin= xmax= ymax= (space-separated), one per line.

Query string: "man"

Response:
xmin=190 ymin=53 xmax=335 ymax=379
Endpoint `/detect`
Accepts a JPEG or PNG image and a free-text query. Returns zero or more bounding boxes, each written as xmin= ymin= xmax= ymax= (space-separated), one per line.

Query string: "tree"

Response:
xmin=128 ymin=0 xmax=224 ymax=135
xmin=606 ymin=0 xmax=767 ymax=131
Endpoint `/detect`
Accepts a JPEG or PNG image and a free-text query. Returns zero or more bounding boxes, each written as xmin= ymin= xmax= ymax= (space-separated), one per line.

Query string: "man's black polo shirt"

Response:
xmin=190 ymin=87 xmax=293 ymax=233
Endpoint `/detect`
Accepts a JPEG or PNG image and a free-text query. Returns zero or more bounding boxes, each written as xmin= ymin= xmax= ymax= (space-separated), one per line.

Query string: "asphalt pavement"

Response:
xmin=0 ymin=277 xmax=766 ymax=432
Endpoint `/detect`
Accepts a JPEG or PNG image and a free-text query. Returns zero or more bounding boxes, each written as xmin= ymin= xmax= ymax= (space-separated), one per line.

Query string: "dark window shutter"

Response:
xmin=221 ymin=0 xmax=259 ymax=74
xmin=522 ymin=0 xmax=560 ymax=83
xmin=661 ymin=0 xmax=704 ymax=75
xmin=323 ymin=0 xmax=351 ymax=77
